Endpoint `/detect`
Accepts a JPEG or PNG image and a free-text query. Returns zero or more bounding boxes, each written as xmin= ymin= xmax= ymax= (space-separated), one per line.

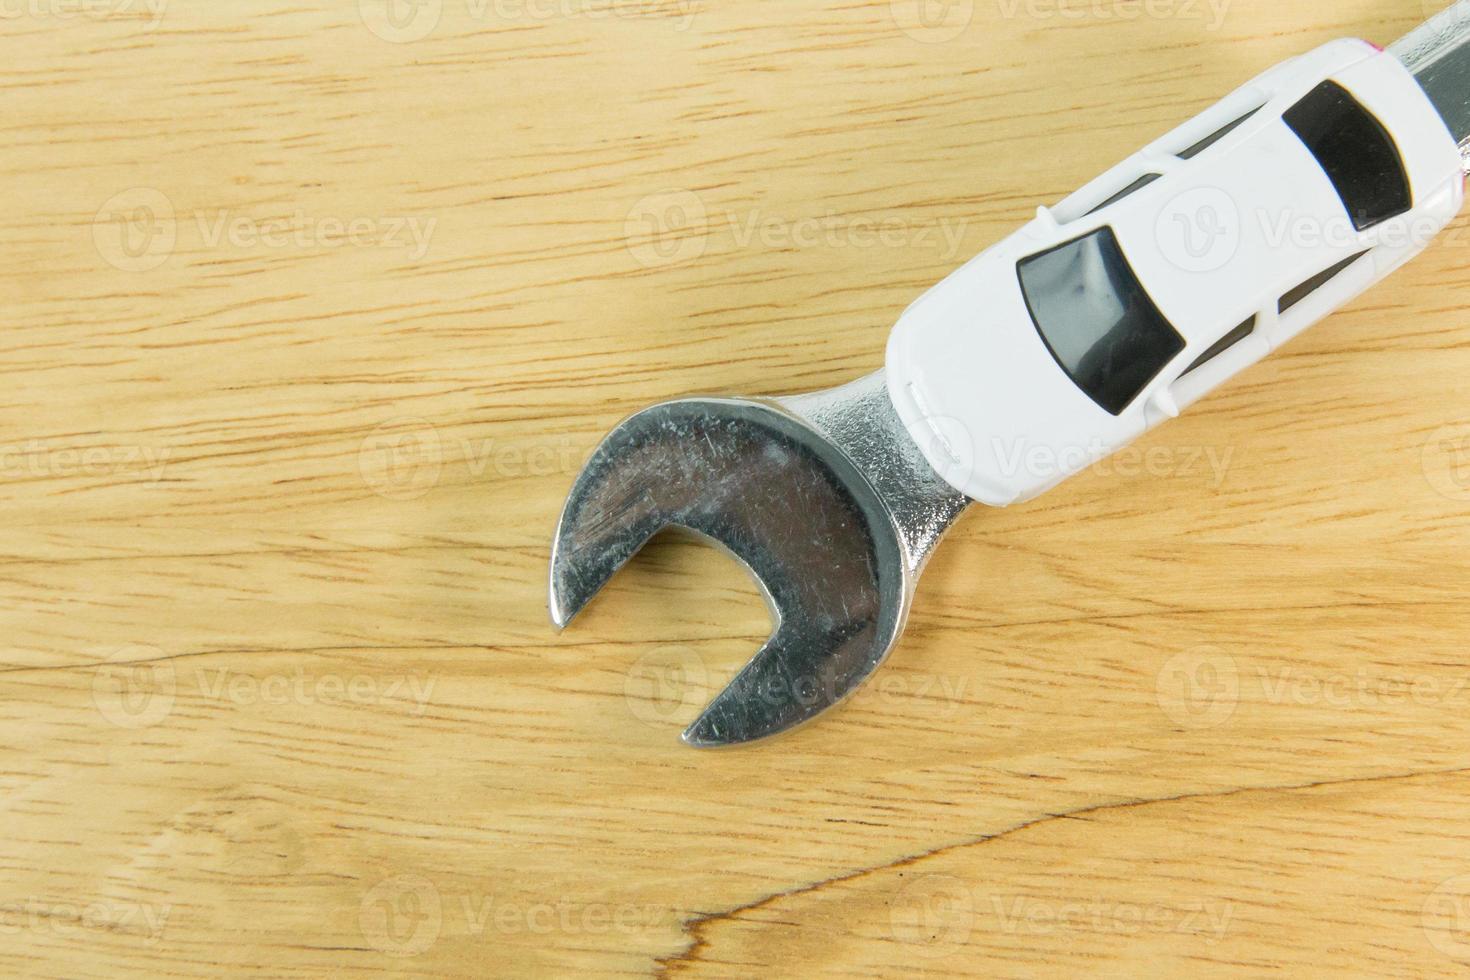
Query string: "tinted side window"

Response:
xmin=1284 ymin=80 xmax=1411 ymax=231
xmin=1179 ymin=316 xmax=1256 ymax=378
xmin=1018 ymin=227 xmax=1186 ymax=416
xmin=1178 ymin=106 xmax=1263 ymax=160
xmin=1278 ymin=251 xmax=1369 ymax=313
xmin=1084 ymin=173 xmax=1162 ymax=217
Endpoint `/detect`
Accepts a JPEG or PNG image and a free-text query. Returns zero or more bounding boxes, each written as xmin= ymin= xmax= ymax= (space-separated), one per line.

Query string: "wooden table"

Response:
xmin=5 ymin=0 xmax=1470 ymax=975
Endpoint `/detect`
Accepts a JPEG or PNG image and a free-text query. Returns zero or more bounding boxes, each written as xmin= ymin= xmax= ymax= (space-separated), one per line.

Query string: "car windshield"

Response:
xmin=1017 ymin=226 xmax=1185 ymax=415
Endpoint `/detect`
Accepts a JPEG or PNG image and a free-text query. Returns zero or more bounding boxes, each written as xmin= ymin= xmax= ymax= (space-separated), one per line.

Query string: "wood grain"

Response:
xmin=3 ymin=0 xmax=1470 ymax=975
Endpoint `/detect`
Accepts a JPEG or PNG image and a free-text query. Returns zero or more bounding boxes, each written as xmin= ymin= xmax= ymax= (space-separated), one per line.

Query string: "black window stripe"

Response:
xmin=1084 ymin=173 xmax=1163 ymax=217
xmin=1179 ymin=316 xmax=1256 ymax=378
xmin=1278 ymin=251 xmax=1369 ymax=314
xmin=1178 ymin=106 xmax=1264 ymax=160
xmin=1283 ymin=80 xmax=1411 ymax=231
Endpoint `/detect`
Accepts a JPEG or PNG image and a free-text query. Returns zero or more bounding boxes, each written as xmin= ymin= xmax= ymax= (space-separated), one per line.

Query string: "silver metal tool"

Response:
xmin=550 ymin=4 xmax=1470 ymax=748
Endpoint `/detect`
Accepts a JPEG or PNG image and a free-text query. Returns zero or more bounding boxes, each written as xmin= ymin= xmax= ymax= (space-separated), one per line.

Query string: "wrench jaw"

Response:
xmin=679 ymin=617 xmax=902 ymax=748
xmin=548 ymin=396 xmax=912 ymax=746
xmin=548 ymin=484 xmax=663 ymax=632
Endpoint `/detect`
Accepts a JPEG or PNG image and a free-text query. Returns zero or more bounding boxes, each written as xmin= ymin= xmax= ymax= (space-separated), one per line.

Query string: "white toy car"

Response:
xmin=887 ymin=39 xmax=1465 ymax=506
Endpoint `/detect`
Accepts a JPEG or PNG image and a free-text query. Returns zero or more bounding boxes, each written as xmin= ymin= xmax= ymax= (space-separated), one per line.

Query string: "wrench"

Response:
xmin=551 ymin=4 xmax=1470 ymax=747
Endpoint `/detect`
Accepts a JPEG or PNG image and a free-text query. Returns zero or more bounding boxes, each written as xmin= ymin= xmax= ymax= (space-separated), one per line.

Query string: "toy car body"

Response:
xmin=887 ymin=39 xmax=1465 ymax=506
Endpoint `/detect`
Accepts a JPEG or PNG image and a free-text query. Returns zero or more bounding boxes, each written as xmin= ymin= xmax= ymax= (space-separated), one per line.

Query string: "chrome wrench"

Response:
xmin=550 ymin=4 xmax=1470 ymax=747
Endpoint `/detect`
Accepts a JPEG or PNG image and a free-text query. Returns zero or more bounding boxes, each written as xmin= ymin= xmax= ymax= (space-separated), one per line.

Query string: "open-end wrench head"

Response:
xmin=549 ymin=397 xmax=909 ymax=746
